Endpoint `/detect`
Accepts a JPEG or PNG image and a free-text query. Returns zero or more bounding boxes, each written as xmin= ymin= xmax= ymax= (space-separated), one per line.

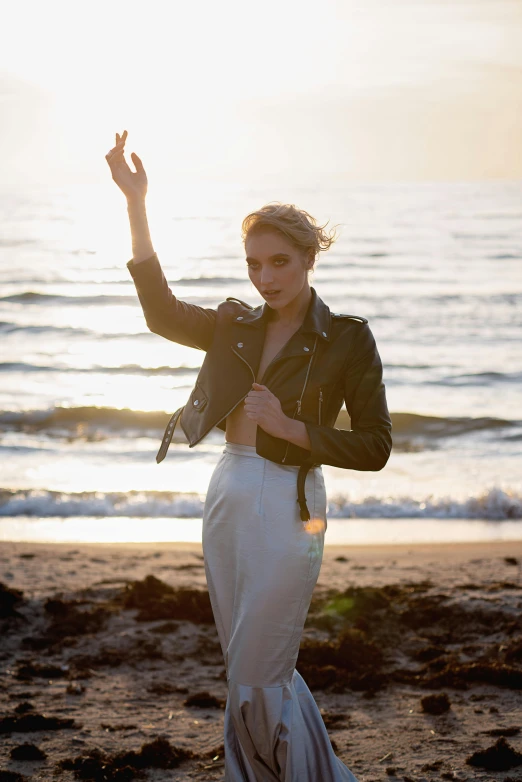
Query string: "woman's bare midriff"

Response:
xmin=225 ymin=403 xmax=258 ymax=446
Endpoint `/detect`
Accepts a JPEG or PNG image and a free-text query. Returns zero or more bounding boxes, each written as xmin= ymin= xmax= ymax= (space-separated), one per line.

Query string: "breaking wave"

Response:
xmin=0 ymin=486 xmax=520 ymax=520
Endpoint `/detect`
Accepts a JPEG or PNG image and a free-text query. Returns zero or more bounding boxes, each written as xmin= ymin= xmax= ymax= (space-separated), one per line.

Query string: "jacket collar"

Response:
xmin=237 ymin=287 xmax=331 ymax=341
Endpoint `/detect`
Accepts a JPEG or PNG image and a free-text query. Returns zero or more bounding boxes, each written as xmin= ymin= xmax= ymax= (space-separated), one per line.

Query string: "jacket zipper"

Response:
xmin=281 ymin=335 xmax=318 ymax=464
xmin=281 ymin=404 xmax=299 ymax=464
xmin=318 ymin=387 xmax=323 ymax=426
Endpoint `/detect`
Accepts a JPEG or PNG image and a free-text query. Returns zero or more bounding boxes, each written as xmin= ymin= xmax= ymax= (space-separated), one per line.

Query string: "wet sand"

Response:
xmin=1 ymin=538 xmax=521 ymax=781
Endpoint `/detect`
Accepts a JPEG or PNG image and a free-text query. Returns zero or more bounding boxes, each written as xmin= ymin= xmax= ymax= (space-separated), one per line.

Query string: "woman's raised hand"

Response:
xmin=105 ymin=130 xmax=148 ymax=202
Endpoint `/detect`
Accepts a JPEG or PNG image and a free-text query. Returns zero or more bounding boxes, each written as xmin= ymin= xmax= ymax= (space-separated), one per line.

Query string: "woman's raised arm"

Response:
xmin=126 ymin=197 xmax=155 ymax=264
xmin=106 ymin=130 xmax=216 ymax=351
xmin=126 ymin=249 xmax=217 ymax=351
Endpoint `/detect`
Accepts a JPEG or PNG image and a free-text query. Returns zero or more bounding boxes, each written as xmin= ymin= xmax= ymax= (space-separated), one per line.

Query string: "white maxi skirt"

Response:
xmin=202 ymin=442 xmax=359 ymax=782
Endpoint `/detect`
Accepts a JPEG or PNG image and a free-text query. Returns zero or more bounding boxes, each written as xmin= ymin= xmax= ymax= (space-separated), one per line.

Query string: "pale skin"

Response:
xmin=106 ymin=131 xmax=312 ymax=453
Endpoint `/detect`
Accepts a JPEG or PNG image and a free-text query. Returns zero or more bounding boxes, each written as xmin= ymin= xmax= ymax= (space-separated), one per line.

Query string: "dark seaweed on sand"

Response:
xmin=0 ymin=770 xmax=28 ymax=782
xmin=22 ymin=597 xmax=112 ymax=652
xmin=59 ymin=736 xmax=195 ymax=780
xmin=466 ymin=736 xmax=522 ymax=772
xmin=183 ymin=690 xmax=226 ymax=709
xmin=300 ymin=580 xmax=522 ymax=694
xmin=122 ymin=574 xmax=214 ymax=623
xmin=9 ymin=742 xmax=47 ymax=761
xmin=0 ymin=712 xmax=79 ymax=734
xmin=0 ymin=582 xmax=25 ymax=620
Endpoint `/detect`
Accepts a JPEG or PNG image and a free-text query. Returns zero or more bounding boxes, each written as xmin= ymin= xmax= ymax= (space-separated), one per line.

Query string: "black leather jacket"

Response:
xmin=127 ymin=253 xmax=393 ymax=520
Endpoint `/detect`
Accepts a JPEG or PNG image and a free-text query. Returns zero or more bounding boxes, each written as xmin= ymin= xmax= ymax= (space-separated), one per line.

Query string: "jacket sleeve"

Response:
xmin=127 ymin=253 xmax=216 ymax=351
xmin=303 ymin=322 xmax=392 ymax=470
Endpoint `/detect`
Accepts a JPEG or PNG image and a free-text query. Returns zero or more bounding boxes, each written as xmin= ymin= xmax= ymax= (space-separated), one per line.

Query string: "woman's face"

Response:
xmin=245 ymin=229 xmax=313 ymax=311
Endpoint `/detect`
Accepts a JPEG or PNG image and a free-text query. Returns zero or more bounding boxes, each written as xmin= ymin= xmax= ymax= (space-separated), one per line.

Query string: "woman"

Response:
xmin=106 ymin=130 xmax=392 ymax=781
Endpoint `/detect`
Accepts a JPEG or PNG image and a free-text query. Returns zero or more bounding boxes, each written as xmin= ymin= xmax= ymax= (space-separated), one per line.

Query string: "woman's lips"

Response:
xmin=263 ymin=290 xmax=281 ymax=298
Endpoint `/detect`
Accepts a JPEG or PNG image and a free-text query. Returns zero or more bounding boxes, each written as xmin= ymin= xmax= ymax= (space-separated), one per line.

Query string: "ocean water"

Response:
xmin=1 ymin=179 xmax=521 ymax=545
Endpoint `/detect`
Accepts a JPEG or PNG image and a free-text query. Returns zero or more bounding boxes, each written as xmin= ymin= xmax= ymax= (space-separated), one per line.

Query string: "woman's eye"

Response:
xmin=247 ymin=262 xmax=259 ymax=270
xmin=274 ymin=259 xmax=287 ymax=266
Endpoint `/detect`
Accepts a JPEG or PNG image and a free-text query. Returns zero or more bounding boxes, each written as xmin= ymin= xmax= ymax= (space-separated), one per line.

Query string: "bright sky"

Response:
xmin=2 ymin=0 xmax=521 ymax=186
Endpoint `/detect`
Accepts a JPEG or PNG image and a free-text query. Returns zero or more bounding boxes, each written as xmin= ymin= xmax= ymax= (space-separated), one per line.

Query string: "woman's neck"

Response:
xmin=270 ymin=284 xmax=312 ymax=329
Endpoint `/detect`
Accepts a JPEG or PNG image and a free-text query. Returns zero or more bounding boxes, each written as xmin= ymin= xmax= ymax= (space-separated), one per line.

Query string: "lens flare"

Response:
xmin=303 ymin=517 xmax=326 ymax=534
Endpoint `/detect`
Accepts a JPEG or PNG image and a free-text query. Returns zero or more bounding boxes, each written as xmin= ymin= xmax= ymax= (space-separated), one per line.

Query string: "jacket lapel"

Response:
xmin=230 ymin=320 xmax=266 ymax=379
xmin=229 ymin=287 xmax=331 ymax=378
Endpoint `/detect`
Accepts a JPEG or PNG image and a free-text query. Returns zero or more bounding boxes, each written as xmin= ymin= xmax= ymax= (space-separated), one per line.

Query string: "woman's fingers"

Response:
xmin=109 ymin=132 xmax=127 ymax=155
xmin=106 ymin=145 xmax=124 ymax=161
xmin=247 ymin=385 xmax=273 ymax=401
xmin=106 ymin=142 xmax=129 ymax=167
xmin=245 ymin=394 xmax=263 ymax=404
xmin=131 ymin=152 xmax=144 ymax=172
xmin=244 ymin=396 xmax=270 ymax=411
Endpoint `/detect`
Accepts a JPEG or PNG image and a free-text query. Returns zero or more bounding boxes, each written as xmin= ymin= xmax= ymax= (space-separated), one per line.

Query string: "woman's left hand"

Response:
xmin=244 ymin=383 xmax=289 ymax=438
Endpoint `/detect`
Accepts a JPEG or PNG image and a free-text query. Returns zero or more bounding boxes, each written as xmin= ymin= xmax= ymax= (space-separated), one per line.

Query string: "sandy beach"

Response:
xmin=1 ymin=538 xmax=521 ymax=781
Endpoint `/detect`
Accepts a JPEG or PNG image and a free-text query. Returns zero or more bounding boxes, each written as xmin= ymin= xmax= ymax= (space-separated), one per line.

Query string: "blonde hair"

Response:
xmin=241 ymin=202 xmax=339 ymax=266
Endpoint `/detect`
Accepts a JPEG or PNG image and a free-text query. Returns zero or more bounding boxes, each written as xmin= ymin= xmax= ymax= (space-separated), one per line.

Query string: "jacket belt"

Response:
xmin=156 ymin=405 xmax=184 ymax=464
xmin=297 ymin=462 xmax=315 ymax=521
